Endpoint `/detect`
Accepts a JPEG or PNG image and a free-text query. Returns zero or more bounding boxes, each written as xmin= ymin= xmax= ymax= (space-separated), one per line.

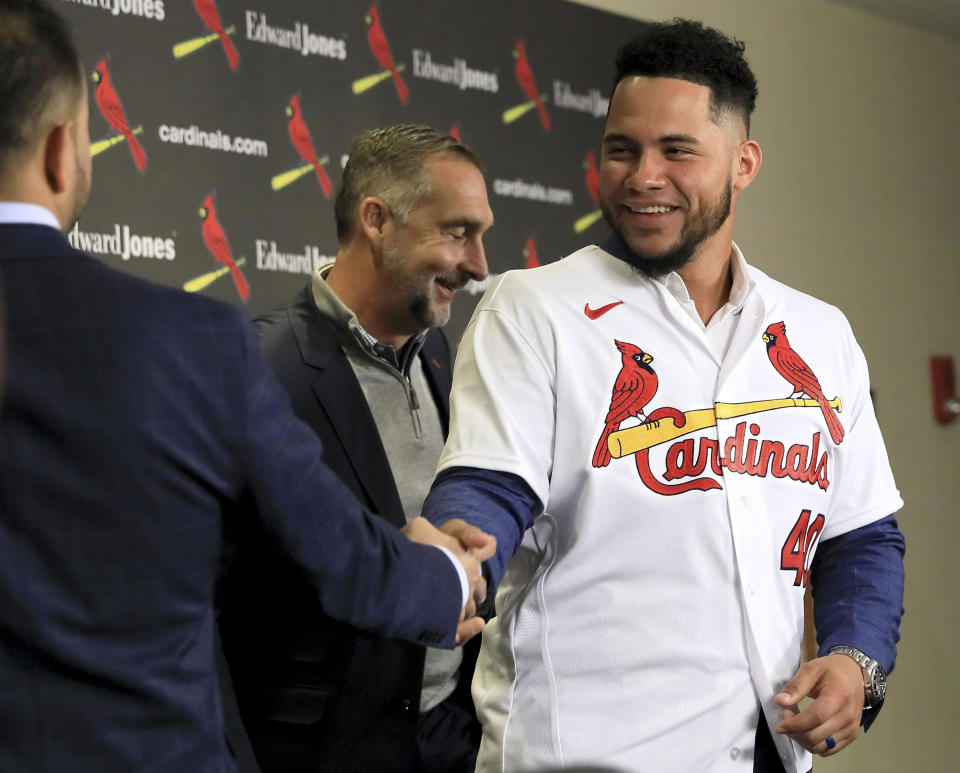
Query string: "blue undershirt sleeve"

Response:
xmin=810 ymin=514 xmax=905 ymax=729
xmin=422 ymin=466 xmax=542 ymax=587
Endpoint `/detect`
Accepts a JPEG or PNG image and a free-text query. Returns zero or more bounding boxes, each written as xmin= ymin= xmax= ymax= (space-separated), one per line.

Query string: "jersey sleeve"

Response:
xmin=821 ymin=317 xmax=903 ymax=540
xmin=437 ymin=277 xmax=557 ymax=507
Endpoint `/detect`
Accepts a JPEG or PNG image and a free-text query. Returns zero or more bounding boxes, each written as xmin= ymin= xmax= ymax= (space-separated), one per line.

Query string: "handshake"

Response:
xmin=403 ymin=517 xmax=496 ymax=645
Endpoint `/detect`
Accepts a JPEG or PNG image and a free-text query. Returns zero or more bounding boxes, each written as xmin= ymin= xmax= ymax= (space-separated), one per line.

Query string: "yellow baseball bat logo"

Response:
xmin=502 ymin=94 xmax=549 ymax=124
xmin=90 ymin=126 xmax=143 ymax=158
xmin=183 ymin=257 xmax=247 ymax=293
xmin=351 ymin=63 xmax=406 ymax=95
xmin=173 ymin=26 xmax=236 ymax=59
xmin=608 ymin=397 xmax=843 ymax=459
xmin=270 ymin=155 xmax=329 ymax=191
xmin=574 ymin=209 xmax=602 ymax=233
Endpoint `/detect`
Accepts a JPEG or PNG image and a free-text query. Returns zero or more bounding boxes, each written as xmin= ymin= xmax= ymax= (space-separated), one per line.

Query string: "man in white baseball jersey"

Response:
xmin=424 ymin=18 xmax=905 ymax=773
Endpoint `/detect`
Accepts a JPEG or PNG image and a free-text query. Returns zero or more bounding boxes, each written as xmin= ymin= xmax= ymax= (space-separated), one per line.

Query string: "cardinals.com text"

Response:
xmin=158 ymin=125 xmax=268 ymax=157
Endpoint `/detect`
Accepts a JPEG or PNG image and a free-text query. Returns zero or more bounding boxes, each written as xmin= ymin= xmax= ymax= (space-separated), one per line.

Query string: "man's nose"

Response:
xmin=626 ymin=152 xmax=666 ymax=190
xmin=463 ymin=238 xmax=488 ymax=281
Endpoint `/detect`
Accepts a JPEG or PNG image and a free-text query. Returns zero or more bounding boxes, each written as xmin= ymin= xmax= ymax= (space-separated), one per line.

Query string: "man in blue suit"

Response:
xmin=0 ymin=2 xmax=491 ymax=771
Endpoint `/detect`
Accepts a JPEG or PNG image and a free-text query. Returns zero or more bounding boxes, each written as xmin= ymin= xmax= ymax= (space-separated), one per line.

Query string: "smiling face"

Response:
xmin=598 ymin=76 xmax=747 ymax=278
xmin=381 ymin=156 xmax=493 ymax=331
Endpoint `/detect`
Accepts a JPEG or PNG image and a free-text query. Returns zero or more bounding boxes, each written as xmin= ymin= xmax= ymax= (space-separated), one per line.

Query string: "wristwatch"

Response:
xmin=829 ymin=645 xmax=886 ymax=710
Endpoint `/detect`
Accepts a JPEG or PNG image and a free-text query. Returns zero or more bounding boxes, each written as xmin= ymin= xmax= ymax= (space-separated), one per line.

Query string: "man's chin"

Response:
xmin=409 ymin=296 xmax=449 ymax=331
xmin=429 ymin=303 xmax=451 ymax=328
xmin=615 ymin=235 xmax=695 ymax=279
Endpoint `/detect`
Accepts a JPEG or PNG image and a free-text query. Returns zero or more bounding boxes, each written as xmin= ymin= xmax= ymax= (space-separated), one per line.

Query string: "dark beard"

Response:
xmin=602 ymin=182 xmax=732 ymax=279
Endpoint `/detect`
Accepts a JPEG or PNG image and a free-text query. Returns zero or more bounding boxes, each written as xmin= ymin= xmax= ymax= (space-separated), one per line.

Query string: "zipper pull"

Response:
xmin=409 ymin=381 xmax=423 ymax=437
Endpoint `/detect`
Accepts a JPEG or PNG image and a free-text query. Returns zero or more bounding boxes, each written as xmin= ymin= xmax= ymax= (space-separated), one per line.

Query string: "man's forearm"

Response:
xmin=423 ymin=466 xmax=541 ymax=585
xmin=810 ymin=514 xmax=905 ymax=728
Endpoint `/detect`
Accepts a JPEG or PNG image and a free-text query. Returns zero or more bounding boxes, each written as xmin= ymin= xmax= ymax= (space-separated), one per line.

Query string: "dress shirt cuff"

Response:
xmin=432 ymin=545 xmax=469 ymax=608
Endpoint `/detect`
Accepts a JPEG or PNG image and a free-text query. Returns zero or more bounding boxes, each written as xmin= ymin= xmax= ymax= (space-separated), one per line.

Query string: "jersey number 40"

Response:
xmin=780 ymin=508 xmax=825 ymax=587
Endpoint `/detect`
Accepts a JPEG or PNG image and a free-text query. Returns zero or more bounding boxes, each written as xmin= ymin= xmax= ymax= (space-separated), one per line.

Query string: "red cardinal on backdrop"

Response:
xmin=199 ymin=193 xmax=249 ymax=301
xmin=92 ymin=58 xmax=147 ymax=172
xmin=763 ymin=321 xmax=844 ymax=444
xmin=514 ymin=40 xmax=550 ymax=130
xmin=584 ymin=151 xmax=600 ymax=205
xmin=592 ymin=340 xmax=659 ymax=468
xmin=366 ymin=5 xmax=408 ymax=103
xmin=192 ymin=0 xmax=239 ymax=69
xmin=523 ymin=238 xmax=539 ymax=269
xmin=286 ymin=95 xmax=331 ymax=198
xmin=449 ymin=125 xmax=461 ymax=142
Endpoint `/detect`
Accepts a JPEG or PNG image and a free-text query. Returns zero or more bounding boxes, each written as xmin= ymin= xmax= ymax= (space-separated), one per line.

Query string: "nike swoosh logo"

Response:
xmin=584 ymin=300 xmax=624 ymax=320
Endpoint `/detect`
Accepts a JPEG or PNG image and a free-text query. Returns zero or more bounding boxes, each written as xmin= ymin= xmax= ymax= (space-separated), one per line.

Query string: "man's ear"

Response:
xmin=357 ymin=196 xmax=390 ymax=252
xmin=43 ymin=120 xmax=74 ymax=195
xmin=732 ymin=138 xmax=762 ymax=192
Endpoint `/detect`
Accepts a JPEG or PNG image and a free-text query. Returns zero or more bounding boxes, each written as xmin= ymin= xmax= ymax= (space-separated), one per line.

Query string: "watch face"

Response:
xmin=866 ymin=667 xmax=886 ymax=708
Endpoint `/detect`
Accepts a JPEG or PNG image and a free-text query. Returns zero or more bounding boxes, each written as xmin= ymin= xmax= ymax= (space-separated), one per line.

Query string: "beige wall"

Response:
xmin=571 ymin=1 xmax=960 ymax=770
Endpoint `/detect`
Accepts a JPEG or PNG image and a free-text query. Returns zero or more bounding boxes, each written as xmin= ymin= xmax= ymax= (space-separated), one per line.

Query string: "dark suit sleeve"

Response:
xmin=236 ymin=317 xmax=463 ymax=649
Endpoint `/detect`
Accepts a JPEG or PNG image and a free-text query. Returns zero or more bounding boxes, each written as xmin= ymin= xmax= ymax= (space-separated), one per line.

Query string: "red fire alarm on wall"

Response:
xmin=930 ymin=356 xmax=960 ymax=424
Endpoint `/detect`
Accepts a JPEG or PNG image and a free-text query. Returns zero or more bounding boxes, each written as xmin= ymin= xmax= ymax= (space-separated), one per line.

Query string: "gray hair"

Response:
xmin=334 ymin=124 xmax=483 ymax=242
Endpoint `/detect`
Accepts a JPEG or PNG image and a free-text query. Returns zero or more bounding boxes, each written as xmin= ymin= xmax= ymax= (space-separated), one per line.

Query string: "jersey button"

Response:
xmin=738 ymin=494 xmax=751 ymax=508
xmin=730 ymin=747 xmax=742 ymax=760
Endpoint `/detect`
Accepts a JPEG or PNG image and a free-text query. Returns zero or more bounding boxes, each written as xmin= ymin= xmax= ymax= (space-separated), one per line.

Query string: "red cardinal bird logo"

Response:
xmin=574 ymin=150 xmax=604 ymax=233
xmin=523 ymin=238 xmax=539 ymax=269
xmin=592 ymin=340 xmax=659 ymax=468
xmin=286 ymin=95 xmax=331 ymax=198
xmin=192 ymin=0 xmax=239 ymax=70
xmin=199 ymin=193 xmax=250 ymax=301
xmin=584 ymin=151 xmax=600 ymax=206
xmin=92 ymin=57 xmax=147 ymax=173
xmin=514 ymin=40 xmax=550 ymax=131
xmin=366 ymin=5 xmax=408 ymax=103
xmin=763 ymin=321 xmax=844 ymax=444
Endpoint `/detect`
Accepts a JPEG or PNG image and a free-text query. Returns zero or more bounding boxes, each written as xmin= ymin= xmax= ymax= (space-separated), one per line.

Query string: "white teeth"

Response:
xmin=628 ymin=205 xmax=675 ymax=214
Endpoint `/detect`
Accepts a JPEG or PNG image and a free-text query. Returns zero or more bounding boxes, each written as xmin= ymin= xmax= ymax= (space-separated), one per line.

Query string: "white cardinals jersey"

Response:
xmin=438 ymin=244 xmax=902 ymax=772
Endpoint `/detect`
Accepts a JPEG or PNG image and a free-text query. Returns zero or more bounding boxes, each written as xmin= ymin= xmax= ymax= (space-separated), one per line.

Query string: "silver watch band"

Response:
xmin=828 ymin=645 xmax=877 ymax=673
xmin=828 ymin=645 xmax=886 ymax=709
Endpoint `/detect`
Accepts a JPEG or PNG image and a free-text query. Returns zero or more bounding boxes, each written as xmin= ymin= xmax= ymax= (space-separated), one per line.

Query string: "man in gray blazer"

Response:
xmin=224 ymin=125 xmax=493 ymax=772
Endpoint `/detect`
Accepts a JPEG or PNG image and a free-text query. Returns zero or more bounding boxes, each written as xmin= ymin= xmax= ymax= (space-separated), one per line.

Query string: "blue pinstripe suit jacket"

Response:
xmin=0 ymin=224 xmax=461 ymax=773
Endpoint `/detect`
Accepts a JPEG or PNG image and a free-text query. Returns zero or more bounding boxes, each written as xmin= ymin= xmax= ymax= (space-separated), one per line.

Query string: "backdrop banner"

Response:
xmin=59 ymin=0 xmax=646 ymax=336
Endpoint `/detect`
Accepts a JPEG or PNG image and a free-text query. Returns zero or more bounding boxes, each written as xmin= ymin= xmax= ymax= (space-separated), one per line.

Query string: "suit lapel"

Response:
xmin=288 ymin=291 xmax=407 ymax=528
xmin=419 ymin=330 xmax=452 ymax=436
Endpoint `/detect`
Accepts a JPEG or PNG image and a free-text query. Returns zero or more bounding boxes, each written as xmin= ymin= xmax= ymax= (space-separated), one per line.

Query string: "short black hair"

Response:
xmin=614 ymin=18 xmax=758 ymax=135
xmin=0 ymin=0 xmax=83 ymax=174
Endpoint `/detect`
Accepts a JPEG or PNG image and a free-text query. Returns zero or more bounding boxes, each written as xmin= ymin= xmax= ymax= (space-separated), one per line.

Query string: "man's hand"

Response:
xmin=774 ymin=653 xmax=866 ymax=756
xmin=438 ymin=518 xmax=496 ymax=558
xmin=402 ymin=517 xmax=496 ymax=644
xmin=439 ymin=518 xmax=496 ymax=620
